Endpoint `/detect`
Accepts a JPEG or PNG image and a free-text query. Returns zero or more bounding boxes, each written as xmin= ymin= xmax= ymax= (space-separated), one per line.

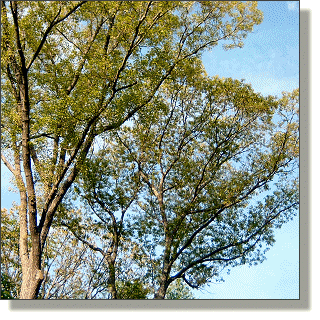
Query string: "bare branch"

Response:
xmin=1 ymin=153 xmax=16 ymax=176
xmin=60 ymin=223 xmax=105 ymax=257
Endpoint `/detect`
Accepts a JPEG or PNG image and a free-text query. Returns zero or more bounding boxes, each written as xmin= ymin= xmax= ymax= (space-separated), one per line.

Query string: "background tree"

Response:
xmin=1 ymin=1 xmax=263 ymax=298
xmin=38 ymin=223 xmax=111 ymax=299
xmin=1 ymin=206 xmax=195 ymax=299
xmin=62 ymin=73 xmax=298 ymax=299
xmin=103 ymin=76 xmax=299 ymax=298
xmin=165 ymin=279 xmax=195 ymax=299
xmin=1 ymin=273 xmax=16 ymax=299
xmin=1 ymin=207 xmax=21 ymax=299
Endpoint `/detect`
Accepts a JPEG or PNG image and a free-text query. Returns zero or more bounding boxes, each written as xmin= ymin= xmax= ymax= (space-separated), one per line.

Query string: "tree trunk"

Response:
xmin=19 ymin=250 xmax=44 ymax=299
xmin=108 ymin=261 xmax=117 ymax=299
xmin=154 ymin=237 xmax=171 ymax=299
xmin=154 ymin=279 xmax=168 ymax=299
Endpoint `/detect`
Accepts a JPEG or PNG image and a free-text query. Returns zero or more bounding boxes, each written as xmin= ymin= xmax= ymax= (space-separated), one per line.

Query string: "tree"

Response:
xmin=165 ymin=279 xmax=195 ymax=299
xmin=116 ymin=279 xmax=149 ymax=299
xmin=1 ymin=273 xmax=17 ymax=299
xmin=129 ymin=79 xmax=299 ymax=298
xmin=38 ymin=223 xmax=110 ymax=299
xmin=61 ymin=75 xmax=298 ymax=299
xmin=1 ymin=1 xmax=263 ymax=298
xmin=83 ymin=75 xmax=298 ymax=299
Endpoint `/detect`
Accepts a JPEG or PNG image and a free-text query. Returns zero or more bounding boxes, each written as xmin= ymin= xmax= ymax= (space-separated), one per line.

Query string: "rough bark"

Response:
xmin=19 ymin=256 xmax=44 ymax=299
xmin=107 ymin=261 xmax=118 ymax=299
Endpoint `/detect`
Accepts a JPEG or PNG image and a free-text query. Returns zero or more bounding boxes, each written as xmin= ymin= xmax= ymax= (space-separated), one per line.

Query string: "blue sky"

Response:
xmin=202 ymin=1 xmax=299 ymax=98
xmin=1 ymin=1 xmax=299 ymax=300
xmin=195 ymin=1 xmax=299 ymax=299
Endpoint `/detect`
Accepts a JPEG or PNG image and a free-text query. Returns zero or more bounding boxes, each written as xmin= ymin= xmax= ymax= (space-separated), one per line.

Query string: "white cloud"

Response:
xmin=287 ymin=1 xmax=298 ymax=11
xmin=244 ymin=74 xmax=299 ymax=97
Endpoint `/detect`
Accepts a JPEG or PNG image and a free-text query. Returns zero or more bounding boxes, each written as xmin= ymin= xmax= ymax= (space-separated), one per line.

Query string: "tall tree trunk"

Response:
xmin=108 ymin=261 xmax=118 ymax=299
xmin=154 ymin=278 xmax=169 ymax=299
xmin=154 ymin=235 xmax=171 ymax=299
xmin=19 ymin=243 xmax=44 ymax=299
xmin=19 ymin=263 xmax=44 ymax=299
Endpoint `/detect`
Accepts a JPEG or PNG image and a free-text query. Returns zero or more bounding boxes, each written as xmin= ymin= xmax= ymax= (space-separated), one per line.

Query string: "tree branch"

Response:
xmin=65 ymin=16 xmax=106 ymax=95
xmin=26 ymin=1 xmax=87 ymax=71
xmin=170 ymin=201 xmax=298 ymax=282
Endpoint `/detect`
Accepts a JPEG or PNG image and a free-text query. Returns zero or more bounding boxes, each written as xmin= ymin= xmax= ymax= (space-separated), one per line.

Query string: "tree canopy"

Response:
xmin=62 ymin=75 xmax=298 ymax=299
xmin=1 ymin=1 xmax=298 ymax=299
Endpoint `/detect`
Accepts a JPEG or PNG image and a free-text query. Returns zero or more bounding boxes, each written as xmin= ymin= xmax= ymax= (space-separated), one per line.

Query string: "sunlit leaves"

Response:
xmin=1 ymin=1 xmax=265 ymax=199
